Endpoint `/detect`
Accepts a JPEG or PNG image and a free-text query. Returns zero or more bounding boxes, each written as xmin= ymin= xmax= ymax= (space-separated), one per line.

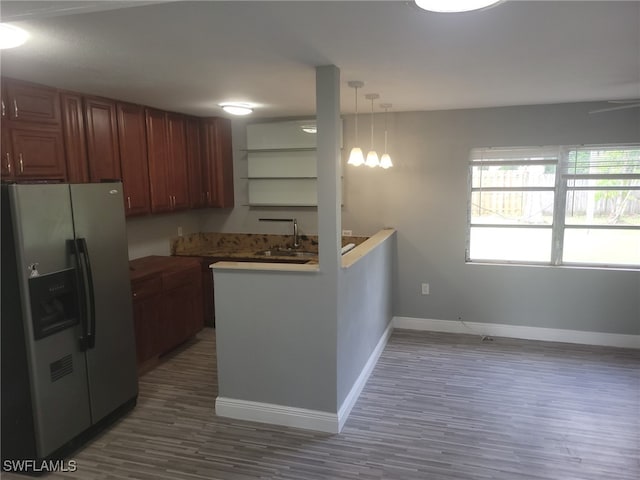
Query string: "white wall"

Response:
xmin=126 ymin=211 xmax=200 ymax=259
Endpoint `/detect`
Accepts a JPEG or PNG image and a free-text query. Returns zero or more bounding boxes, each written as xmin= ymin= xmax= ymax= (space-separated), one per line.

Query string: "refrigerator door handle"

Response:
xmin=77 ymin=238 xmax=97 ymax=349
xmin=69 ymin=239 xmax=90 ymax=351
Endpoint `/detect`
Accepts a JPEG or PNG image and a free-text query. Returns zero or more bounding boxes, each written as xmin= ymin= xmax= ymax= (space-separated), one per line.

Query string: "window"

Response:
xmin=467 ymin=144 xmax=640 ymax=268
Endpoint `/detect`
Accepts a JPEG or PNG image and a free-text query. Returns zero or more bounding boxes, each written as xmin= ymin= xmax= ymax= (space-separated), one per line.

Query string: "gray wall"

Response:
xmin=213 ymin=269 xmax=337 ymax=411
xmin=127 ymin=101 xmax=640 ymax=335
xmin=341 ymin=103 xmax=639 ymax=335
xmin=337 ymin=232 xmax=395 ymax=408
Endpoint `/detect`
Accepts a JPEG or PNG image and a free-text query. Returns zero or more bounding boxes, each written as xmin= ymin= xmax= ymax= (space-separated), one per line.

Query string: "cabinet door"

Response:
xmin=159 ymin=283 xmax=192 ymax=352
xmin=132 ymin=296 xmax=159 ymax=365
xmin=84 ymin=97 xmax=121 ymax=182
xmin=117 ymin=103 xmax=150 ymax=216
xmin=5 ymin=79 xmax=61 ymax=125
xmin=61 ymin=93 xmax=89 ymax=183
xmin=166 ymin=113 xmax=189 ymax=210
xmin=10 ymin=126 xmax=66 ymax=179
xmin=145 ymin=108 xmax=171 ymax=213
xmin=1 ymin=126 xmax=14 ymax=179
xmin=186 ymin=117 xmax=206 ymax=208
xmin=201 ymin=117 xmax=234 ymax=208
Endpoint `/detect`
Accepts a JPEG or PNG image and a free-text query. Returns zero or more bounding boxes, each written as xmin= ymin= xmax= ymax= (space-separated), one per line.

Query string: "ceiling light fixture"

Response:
xmin=364 ymin=93 xmax=380 ymax=168
xmin=380 ymin=103 xmax=393 ymax=169
xmin=414 ymin=0 xmax=503 ymax=13
xmin=219 ymin=103 xmax=253 ymax=116
xmin=0 ymin=24 xmax=30 ymax=49
xmin=347 ymin=81 xmax=365 ymax=166
xmin=301 ymin=125 xmax=317 ymax=134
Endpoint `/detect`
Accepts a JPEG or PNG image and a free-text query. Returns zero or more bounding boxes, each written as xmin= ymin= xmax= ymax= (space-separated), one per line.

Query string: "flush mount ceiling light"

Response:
xmin=364 ymin=93 xmax=380 ymax=168
xmin=301 ymin=124 xmax=317 ymax=134
xmin=415 ymin=0 xmax=503 ymax=13
xmin=0 ymin=24 xmax=30 ymax=49
xmin=219 ymin=103 xmax=253 ymax=116
xmin=347 ymin=81 xmax=365 ymax=167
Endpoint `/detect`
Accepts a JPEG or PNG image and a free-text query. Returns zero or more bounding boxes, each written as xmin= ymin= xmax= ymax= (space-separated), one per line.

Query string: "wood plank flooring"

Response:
xmin=5 ymin=328 xmax=639 ymax=480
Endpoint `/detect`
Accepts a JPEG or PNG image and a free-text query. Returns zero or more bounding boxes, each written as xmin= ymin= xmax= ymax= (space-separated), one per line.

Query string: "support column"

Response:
xmin=316 ymin=65 xmax=342 ymax=276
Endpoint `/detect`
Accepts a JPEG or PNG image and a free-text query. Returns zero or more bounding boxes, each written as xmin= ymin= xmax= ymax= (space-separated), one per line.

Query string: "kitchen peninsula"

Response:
xmin=211 ymin=228 xmax=396 ymax=434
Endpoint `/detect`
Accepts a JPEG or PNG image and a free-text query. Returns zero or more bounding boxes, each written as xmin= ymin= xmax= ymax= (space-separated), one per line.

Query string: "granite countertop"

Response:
xmin=171 ymin=232 xmax=368 ymax=264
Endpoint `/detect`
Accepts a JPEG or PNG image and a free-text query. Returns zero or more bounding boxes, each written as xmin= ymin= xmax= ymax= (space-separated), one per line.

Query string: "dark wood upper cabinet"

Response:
xmin=84 ymin=96 xmax=121 ymax=182
xmin=166 ymin=113 xmax=190 ymax=211
xmin=1 ymin=79 xmax=66 ymax=181
xmin=9 ymin=126 xmax=66 ymax=180
xmin=201 ymin=117 xmax=234 ymax=208
xmin=61 ymin=93 xmax=89 ymax=183
xmin=146 ymin=109 xmax=190 ymax=213
xmin=185 ymin=116 xmax=205 ymax=208
xmin=145 ymin=108 xmax=172 ymax=213
xmin=4 ymin=79 xmax=61 ymax=125
xmin=1 ymin=77 xmax=234 ymax=214
xmin=117 ymin=102 xmax=150 ymax=216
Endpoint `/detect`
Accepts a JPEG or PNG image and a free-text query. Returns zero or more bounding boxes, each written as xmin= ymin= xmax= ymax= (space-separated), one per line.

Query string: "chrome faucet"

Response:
xmin=259 ymin=217 xmax=300 ymax=249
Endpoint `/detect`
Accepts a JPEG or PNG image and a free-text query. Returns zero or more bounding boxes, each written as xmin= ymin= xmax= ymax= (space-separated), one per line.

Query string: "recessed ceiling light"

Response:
xmin=0 ymin=24 xmax=30 ymax=49
xmin=415 ymin=0 xmax=503 ymax=13
xmin=219 ymin=103 xmax=253 ymax=116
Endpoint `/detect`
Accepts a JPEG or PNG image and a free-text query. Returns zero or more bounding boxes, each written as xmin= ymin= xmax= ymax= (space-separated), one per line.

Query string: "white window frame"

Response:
xmin=467 ymin=144 xmax=640 ymax=269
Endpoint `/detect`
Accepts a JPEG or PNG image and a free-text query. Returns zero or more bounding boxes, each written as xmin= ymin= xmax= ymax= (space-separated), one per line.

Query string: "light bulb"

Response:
xmin=380 ymin=153 xmax=393 ymax=169
xmin=0 ymin=24 xmax=29 ymax=49
xmin=348 ymin=147 xmax=365 ymax=166
xmin=365 ymin=150 xmax=379 ymax=168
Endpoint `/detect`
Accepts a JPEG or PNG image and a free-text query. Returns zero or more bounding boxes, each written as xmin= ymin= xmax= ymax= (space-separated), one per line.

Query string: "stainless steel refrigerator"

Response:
xmin=1 ymin=182 xmax=138 ymax=465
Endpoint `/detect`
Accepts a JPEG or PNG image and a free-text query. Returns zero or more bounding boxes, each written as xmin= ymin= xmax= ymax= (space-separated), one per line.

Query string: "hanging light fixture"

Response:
xmin=414 ymin=0 xmax=503 ymax=13
xmin=379 ymin=103 xmax=393 ymax=169
xmin=364 ymin=93 xmax=380 ymax=168
xmin=347 ymin=81 xmax=365 ymax=166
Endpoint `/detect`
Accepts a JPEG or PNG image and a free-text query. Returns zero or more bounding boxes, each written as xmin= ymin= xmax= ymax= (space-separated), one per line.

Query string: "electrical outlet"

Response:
xmin=342 ymin=229 xmax=353 ymax=236
xmin=177 ymin=226 xmax=183 ymax=237
xmin=421 ymin=283 xmax=430 ymax=295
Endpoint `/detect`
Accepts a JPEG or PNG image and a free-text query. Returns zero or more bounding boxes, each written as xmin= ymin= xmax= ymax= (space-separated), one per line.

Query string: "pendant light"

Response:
xmin=364 ymin=93 xmax=380 ymax=168
xmin=347 ymin=81 xmax=365 ymax=166
xmin=379 ymin=103 xmax=393 ymax=169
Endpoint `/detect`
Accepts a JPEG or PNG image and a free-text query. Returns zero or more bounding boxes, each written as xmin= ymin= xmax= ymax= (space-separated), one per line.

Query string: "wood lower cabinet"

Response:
xmin=130 ymin=256 xmax=203 ymax=372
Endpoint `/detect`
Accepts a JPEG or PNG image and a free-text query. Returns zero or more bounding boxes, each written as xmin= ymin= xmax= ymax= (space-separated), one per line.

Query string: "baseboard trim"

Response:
xmin=215 ymin=397 xmax=339 ymax=434
xmin=337 ymin=321 xmax=393 ymax=432
xmin=393 ymin=316 xmax=640 ymax=349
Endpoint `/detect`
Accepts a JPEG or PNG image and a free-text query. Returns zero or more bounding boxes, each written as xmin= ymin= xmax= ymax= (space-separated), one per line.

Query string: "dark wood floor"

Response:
xmin=7 ymin=328 xmax=639 ymax=480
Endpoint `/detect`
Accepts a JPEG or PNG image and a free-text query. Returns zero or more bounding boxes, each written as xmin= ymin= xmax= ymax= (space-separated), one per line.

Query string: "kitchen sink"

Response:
xmin=256 ymin=249 xmax=317 ymax=258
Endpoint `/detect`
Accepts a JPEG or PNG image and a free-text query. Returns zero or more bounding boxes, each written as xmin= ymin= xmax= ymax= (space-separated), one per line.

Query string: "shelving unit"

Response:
xmin=244 ymin=119 xmax=342 ymax=207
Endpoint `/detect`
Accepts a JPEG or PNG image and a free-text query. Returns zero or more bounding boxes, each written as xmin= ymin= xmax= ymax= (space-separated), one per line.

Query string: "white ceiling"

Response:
xmin=1 ymin=1 xmax=639 ymax=118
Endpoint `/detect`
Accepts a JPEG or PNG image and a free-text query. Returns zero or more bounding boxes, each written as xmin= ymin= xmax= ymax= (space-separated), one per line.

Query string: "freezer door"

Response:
xmin=69 ymin=183 xmax=138 ymax=423
xmin=6 ymin=184 xmax=92 ymax=458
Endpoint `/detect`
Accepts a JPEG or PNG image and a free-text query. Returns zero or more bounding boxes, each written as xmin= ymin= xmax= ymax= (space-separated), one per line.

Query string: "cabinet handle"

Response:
xmin=13 ymin=99 xmax=18 ymax=118
xmin=133 ymin=292 xmax=138 ymax=297
xmin=1 ymin=100 xmax=5 ymax=117
xmin=18 ymin=153 xmax=24 ymax=173
xmin=127 ymin=196 xmax=131 ymax=209
xmin=207 ymin=191 xmax=211 ymax=203
xmin=5 ymin=153 xmax=10 ymax=174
